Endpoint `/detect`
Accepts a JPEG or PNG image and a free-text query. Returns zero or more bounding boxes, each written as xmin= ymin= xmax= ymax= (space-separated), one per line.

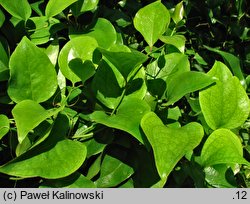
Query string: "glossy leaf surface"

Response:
xmin=45 ymin=0 xmax=78 ymax=18
xmin=141 ymin=112 xmax=204 ymax=184
xmin=95 ymin=155 xmax=134 ymax=187
xmin=166 ymin=71 xmax=216 ymax=105
xmin=0 ymin=0 xmax=31 ymax=21
xmin=0 ymin=114 xmax=87 ymax=179
xmin=134 ymin=1 xmax=170 ymax=48
xmin=90 ymin=98 xmax=151 ymax=144
xmin=0 ymin=114 xmax=9 ymax=140
xmin=199 ymin=61 xmax=250 ymax=130
xmin=201 ymin=129 xmax=250 ymax=166
xmin=58 ymin=36 xmax=98 ymax=83
xmin=8 ymin=37 xmax=58 ymax=103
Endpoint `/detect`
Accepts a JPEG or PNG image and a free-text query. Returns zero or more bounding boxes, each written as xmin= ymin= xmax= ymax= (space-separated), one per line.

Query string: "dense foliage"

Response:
xmin=0 ymin=0 xmax=249 ymax=188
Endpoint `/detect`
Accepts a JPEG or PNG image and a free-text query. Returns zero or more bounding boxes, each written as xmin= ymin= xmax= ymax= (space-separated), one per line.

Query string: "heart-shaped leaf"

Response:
xmin=90 ymin=98 xmax=151 ymax=144
xmin=0 ymin=0 xmax=31 ymax=21
xmin=201 ymin=128 xmax=250 ymax=167
xmin=134 ymin=1 xmax=170 ymax=48
xmin=0 ymin=114 xmax=9 ymax=140
xmin=165 ymin=71 xmax=216 ymax=105
xmin=8 ymin=37 xmax=58 ymax=103
xmin=141 ymin=112 xmax=204 ymax=184
xmin=69 ymin=58 xmax=95 ymax=84
xmin=58 ymin=36 xmax=98 ymax=84
xmin=199 ymin=61 xmax=250 ymax=130
xmin=0 ymin=114 xmax=87 ymax=179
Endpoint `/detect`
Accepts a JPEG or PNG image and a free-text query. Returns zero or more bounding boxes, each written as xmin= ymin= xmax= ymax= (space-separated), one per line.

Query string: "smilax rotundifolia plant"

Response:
xmin=0 ymin=0 xmax=249 ymax=188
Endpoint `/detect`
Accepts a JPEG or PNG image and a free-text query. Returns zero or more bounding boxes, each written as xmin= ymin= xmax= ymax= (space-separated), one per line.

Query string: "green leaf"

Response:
xmin=0 ymin=114 xmax=9 ymax=140
xmin=204 ymin=165 xmax=237 ymax=188
xmin=0 ymin=9 xmax=5 ymax=27
xmin=58 ymin=36 xmax=98 ymax=84
xmin=98 ymin=48 xmax=148 ymax=79
xmin=87 ymin=155 xmax=102 ymax=179
xmin=90 ymin=98 xmax=151 ymax=144
xmin=45 ymin=40 xmax=60 ymax=66
xmin=204 ymin=46 xmax=246 ymax=88
xmin=0 ymin=114 xmax=87 ymax=179
xmin=141 ymin=112 xmax=204 ymax=185
xmin=69 ymin=59 xmax=95 ymax=84
xmin=7 ymin=37 xmax=58 ymax=103
xmin=125 ymin=68 xmax=147 ymax=100
xmin=72 ymin=18 xmax=117 ymax=49
xmin=165 ymin=71 xmax=216 ymax=105
xmin=45 ymin=0 xmax=78 ymax=18
xmin=172 ymin=1 xmax=184 ymax=24
xmin=91 ymin=59 xmax=124 ymax=109
xmin=159 ymin=35 xmax=186 ymax=53
xmin=27 ymin=17 xmax=61 ymax=45
xmin=0 ymin=0 xmax=31 ymax=21
xmin=134 ymin=1 xmax=170 ymax=48
xmin=40 ymin=173 xmax=96 ymax=188
xmin=95 ymin=155 xmax=134 ymax=187
xmin=71 ymin=0 xmax=99 ymax=16
xmin=199 ymin=61 xmax=250 ymax=130
xmin=12 ymin=100 xmax=61 ymax=144
xmin=156 ymin=53 xmax=190 ymax=81
xmin=0 ymin=38 xmax=9 ymax=81
xmin=201 ymin=129 xmax=250 ymax=166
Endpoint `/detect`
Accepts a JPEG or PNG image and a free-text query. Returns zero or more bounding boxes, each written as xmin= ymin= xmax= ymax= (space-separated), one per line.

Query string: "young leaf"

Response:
xmin=45 ymin=0 xmax=78 ymax=18
xmin=8 ymin=37 xmax=58 ymax=103
xmin=201 ymin=129 xmax=250 ymax=166
xmin=141 ymin=112 xmax=204 ymax=185
xmin=95 ymin=155 xmax=134 ymax=187
xmin=90 ymin=98 xmax=151 ymax=144
xmin=58 ymin=36 xmax=98 ymax=84
xmin=134 ymin=1 xmax=170 ymax=48
xmin=0 ymin=114 xmax=87 ymax=179
xmin=0 ymin=0 xmax=31 ymax=21
xmin=12 ymin=100 xmax=61 ymax=144
xmin=165 ymin=71 xmax=216 ymax=105
xmin=0 ymin=114 xmax=9 ymax=140
xmin=172 ymin=1 xmax=184 ymax=24
xmin=199 ymin=61 xmax=250 ymax=130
